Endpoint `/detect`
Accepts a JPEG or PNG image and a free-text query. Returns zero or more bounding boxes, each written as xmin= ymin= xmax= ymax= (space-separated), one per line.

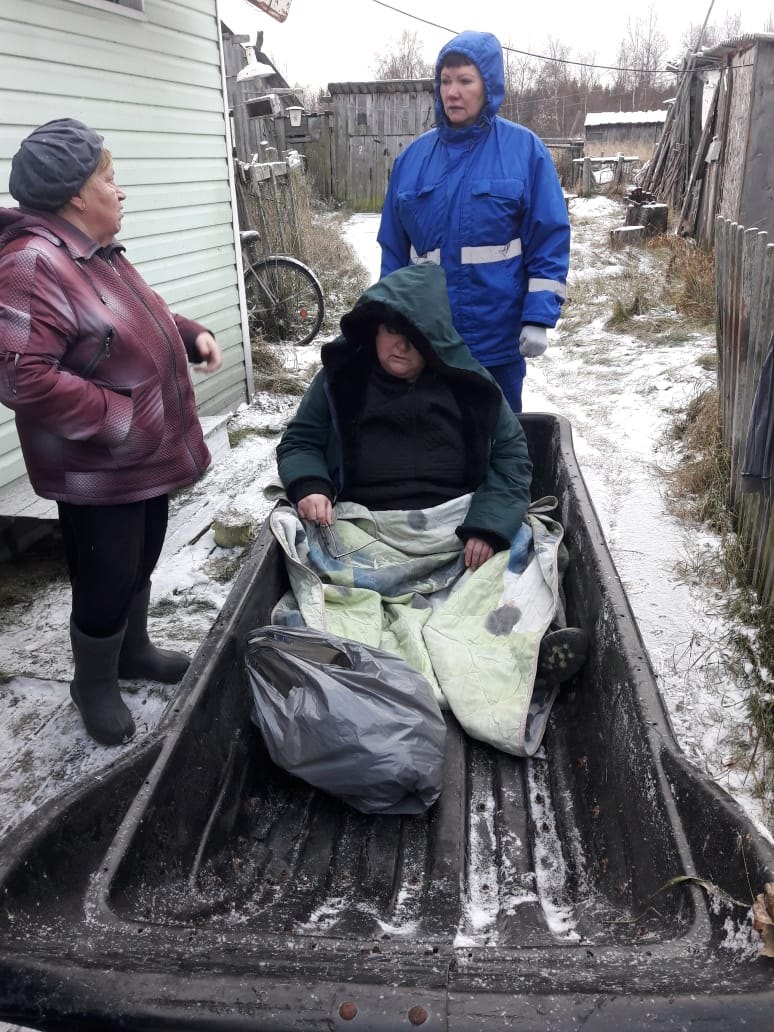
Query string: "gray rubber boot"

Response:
xmin=70 ymin=620 xmax=136 ymax=746
xmin=118 ymin=583 xmax=190 ymax=683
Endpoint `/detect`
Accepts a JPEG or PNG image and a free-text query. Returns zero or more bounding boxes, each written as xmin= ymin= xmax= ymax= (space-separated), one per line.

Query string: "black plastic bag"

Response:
xmin=244 ymin=626 xmax=446 ymax=814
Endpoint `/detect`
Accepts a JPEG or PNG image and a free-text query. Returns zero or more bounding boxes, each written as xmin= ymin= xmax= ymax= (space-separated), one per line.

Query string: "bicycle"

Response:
xmin=239 ymin=230 xmax=325 ymax=348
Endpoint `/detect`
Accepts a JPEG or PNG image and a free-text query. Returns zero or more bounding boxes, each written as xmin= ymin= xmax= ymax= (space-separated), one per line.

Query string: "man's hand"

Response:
xmin=297 ymin=493 xmax=333 ymax=525
xmin=464 ymin=536 xmax=494 ymax=571
xmin=193 ymin=331 xmax=223 ymax=373
xmin=518 ymin=325 xmax=548 ymax=358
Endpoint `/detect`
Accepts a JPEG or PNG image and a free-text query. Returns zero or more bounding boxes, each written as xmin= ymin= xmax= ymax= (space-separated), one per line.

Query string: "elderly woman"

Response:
xmin=277 ymin=262 xmax=532 ymax=570
xmin=378 ymin=31 xmax=570 ymax=413
xmin=0 ymin=118 xmax=222 ymax=746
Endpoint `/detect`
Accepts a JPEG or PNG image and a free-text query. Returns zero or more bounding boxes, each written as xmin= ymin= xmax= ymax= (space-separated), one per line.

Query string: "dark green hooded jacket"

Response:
xmin=276 ymin=264 xmax=532 ymax=547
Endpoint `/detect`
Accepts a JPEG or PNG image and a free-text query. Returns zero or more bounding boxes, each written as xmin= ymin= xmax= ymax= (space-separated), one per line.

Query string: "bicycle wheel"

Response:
xmin=244 ymin=256 xmax=325 ymax=347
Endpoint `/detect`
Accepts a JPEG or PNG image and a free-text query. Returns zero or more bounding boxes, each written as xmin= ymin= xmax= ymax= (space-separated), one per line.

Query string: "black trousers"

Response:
xmin=57 ymin=495 xmax=169 ymax=638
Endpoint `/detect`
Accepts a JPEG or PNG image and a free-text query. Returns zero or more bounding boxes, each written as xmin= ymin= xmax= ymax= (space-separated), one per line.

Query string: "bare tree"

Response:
xmin=533 ymin=36 xmax=572 ymax=135
xmin=612 ymin=6 xmax=669 ymax=110
xmin=501 ymin=42 xmax=536 ymax=123
xmin=681 ymin=13 xmax=743 ymax=52
xmin=373 ymin=30 xmax=433 ymax=80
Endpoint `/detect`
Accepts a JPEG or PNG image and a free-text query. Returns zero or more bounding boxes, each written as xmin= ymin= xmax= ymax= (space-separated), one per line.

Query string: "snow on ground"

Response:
xmin=0 ymin=196 xmax=771 ymax=1032
xmin=0 ymin=200 xmax=770 ymax=839
xmin=0 ymin=198 xmax=770 ymax=902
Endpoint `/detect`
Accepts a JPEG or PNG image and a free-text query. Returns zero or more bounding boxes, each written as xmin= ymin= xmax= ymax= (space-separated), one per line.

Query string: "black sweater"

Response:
xmin=340 ymin=365 xmax=476 ymax=510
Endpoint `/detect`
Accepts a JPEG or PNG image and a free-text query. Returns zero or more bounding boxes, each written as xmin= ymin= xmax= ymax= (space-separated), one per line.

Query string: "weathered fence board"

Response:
xmin=234 ymin=157 xmax=307 ymax=260
xmin=716 ymin=216 xmax=774 ymax=606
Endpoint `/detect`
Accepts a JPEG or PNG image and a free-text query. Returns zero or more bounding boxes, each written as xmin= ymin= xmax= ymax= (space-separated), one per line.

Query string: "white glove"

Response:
xmin=519 ymin=325 xmax=548 ymax=358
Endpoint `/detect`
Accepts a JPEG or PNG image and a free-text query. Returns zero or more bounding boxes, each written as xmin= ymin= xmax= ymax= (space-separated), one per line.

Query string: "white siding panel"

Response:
xmin=2 ymin=94 xmax=226 ymax=138
xmin=0 ymin=0 xmax=249 ymax=498
xmin=0 ymin=57 xmax=225 ymax=113
xmin=139 ymin=247 xmax=239 ymax=290
xmin=0 ymin=32 xmax=220 ymax=93
xmin=115 ymin=159 xmax=230 ymax=187
xmin=0 ymin=130 xmax=229 ymax=168
xmin=122 ymin=202 xmax=233 ymax=239
xmin=127 ymin=224 xmax=235 ymax=263
xmin=199 ymin=309 xmax=243 ymax=338
xmin=0 ymin=448 xmax=27 ymax=485
xmin=0 ymin=407 xmax=17 ymax=452
xmin=125 ymin=181 xmax=232 ymax=214
xmin=180 ymin=287 xmax=239 ymax=326
xmin=2 ymin=0 xmax=218 ymax=66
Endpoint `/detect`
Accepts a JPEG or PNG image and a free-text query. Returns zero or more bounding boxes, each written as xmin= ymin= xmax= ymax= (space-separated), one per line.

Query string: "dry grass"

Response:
xmin=724 ymin=581 xmax=774 ymax=807
xmin=607 ymin=287 xmax=648 ymax=327
xmin=604 ymin=259 xmax=659 ymax=332
xmin=648 ymin=235 xmax=716 ymax=324
xmin=603 ymin=233 xmax=716 ymax=338
xmin=251 ymin=341 xmax=310 ymax=396
xmin=227 ymin=424 xmax=282 ymax=448
xmin=666 ymin=388 xmax=732 ymax=532
xmin=280 ymin=175 xmax=369 ymax=337
xmin=666 ymin=389 xmax=774 ymax=808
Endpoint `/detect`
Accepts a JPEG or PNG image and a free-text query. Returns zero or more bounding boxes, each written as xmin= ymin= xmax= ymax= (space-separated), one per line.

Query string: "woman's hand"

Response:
xmin=297 ymin=493 xmax=333 ymax=525
xmin=464 ymin=536 xmax=494 ymax=571
xmin=193 ymin=331 xmax=223 ymax=372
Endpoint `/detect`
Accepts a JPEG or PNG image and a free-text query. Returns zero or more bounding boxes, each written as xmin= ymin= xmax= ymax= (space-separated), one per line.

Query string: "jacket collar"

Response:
xmin=0 ymin=205 xmax=125 ymax=261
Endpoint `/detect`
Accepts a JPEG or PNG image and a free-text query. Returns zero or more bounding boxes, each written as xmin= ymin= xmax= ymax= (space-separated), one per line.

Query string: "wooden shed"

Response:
xmin=326 ymin=79 xmax=435 ymax=211
xmin=642 ymin=34 xmax=774 ymax=245
xmin=0 ymin=0 xmax=253 ymax=518
xmin=583 ymin=110 xmax=668 ymax=159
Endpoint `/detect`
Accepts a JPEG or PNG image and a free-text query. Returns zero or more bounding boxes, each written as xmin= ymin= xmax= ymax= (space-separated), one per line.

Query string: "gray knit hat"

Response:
xmin=9 ymin=118 xmax=104 ymax=213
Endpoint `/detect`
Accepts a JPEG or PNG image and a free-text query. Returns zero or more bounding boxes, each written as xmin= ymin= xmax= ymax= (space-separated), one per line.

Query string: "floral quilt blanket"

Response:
xmin=266 ymin=493 xmax=564 ymax=756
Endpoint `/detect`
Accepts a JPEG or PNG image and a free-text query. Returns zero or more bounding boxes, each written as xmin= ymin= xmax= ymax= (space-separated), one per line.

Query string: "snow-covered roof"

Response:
xmin=698 ymin=32 xmax=774 ymax=60
xmin=585 ymin=110 xmax=668 ymax=127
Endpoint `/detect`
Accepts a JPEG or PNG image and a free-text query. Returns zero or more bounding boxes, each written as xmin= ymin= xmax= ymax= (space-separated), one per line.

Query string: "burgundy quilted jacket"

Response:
xmin=0 ymin=208 xmax=211 ymax=505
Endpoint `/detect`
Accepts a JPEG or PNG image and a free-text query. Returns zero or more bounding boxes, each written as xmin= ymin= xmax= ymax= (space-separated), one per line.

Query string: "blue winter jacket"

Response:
xmin=378 ymin=30 xmax=570 ymax=370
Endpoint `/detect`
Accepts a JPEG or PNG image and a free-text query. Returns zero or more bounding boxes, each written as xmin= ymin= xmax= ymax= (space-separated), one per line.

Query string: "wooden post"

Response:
xmin=269 ymin=164 xmax=287 ymax=253
xmin=612 ymin=154 xmax=625 ymax=190
xmin=581 ymin=157 xmax=593 ymax=197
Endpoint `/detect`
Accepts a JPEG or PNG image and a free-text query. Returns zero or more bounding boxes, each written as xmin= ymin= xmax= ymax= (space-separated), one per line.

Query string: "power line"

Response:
xmin=371 ymin=0 xmax=685 ymax=76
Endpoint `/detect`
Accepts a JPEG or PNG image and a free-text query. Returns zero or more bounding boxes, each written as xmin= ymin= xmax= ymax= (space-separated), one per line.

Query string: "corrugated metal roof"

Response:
xmin=585 ymin=110 xmax=668 ymax=127
xmin=698 ymin=32 xmax=774 ymax=60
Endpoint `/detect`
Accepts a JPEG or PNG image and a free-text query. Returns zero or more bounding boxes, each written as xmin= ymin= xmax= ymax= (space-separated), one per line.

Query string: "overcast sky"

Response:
xmin=217 ymin=0 xmax=773 ymax=92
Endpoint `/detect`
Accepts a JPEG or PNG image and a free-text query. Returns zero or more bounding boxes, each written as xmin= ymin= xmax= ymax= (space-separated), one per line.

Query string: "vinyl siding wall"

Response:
xmin=0 ymin=0 xmax=248 ymax=491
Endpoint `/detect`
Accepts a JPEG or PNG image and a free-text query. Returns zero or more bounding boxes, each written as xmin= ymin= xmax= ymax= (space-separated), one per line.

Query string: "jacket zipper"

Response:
xmin=82 ymin=327 xmax=113 ymax=378
xmin=5 ymin=353 xmax=19 ymax=396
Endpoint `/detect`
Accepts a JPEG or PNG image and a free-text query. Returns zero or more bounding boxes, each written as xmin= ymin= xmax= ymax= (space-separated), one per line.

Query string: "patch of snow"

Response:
xmin=527 ymin=756 xmax=582 ymax=941
xmin=341 ymin=212 xmax=382 ymax=287
xmin=584 ymin=110 xmax=668 ymax=127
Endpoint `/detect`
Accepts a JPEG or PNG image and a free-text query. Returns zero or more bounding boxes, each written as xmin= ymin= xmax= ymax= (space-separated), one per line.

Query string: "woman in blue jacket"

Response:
xmin=378 ymin=30 xmax=570 ymax=412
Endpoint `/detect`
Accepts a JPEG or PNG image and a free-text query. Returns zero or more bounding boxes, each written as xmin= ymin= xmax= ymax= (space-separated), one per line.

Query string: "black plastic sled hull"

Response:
xmin=0 ymin=413 xmax=772 ymax=1031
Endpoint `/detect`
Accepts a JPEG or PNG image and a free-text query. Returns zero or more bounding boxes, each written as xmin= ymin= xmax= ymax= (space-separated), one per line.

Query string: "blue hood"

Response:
xmin=434 ymin=30 xmax=504 ymax=127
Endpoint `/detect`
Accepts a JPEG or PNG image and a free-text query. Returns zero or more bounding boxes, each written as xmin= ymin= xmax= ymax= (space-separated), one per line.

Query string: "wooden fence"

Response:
xmin=716 ymin=216 xmax=774 ymax=605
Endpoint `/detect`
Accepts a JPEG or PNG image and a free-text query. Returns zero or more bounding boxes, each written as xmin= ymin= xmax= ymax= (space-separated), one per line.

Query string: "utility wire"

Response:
xmin=370 ymin=0 xmax=704 ymax=76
